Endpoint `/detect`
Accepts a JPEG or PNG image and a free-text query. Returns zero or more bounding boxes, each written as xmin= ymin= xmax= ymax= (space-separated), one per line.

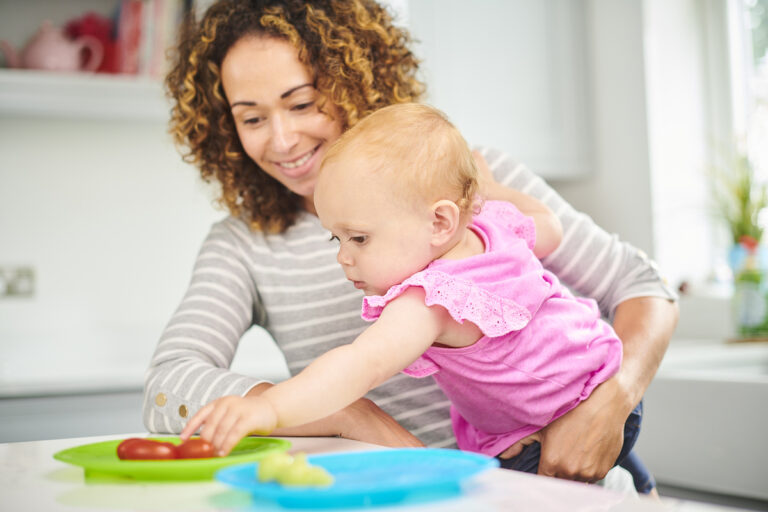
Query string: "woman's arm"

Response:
xmin=245 ymin=382 xmax=424 ymax=447
xmin=476 ymin=147 xmax=678 ymax=481
xmin=143 ymin=220 xmax=264 ymax=433
xmin=489 ymin=186 xmax=563 ymax=259
xmin=474 ymin=153 xmax=562 ymax=258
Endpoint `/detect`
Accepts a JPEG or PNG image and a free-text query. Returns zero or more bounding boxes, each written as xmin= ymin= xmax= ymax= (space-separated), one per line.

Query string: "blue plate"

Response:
xmin=215 ymin=448 xmax=498 ymax=509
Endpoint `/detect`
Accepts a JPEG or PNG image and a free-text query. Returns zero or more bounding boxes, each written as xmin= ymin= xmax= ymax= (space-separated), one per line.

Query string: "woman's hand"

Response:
xmin=335 ymin=397 xmax=425 ymax=448
xmin=471 ymin=151 xmax=562 ymax=258
xmin=241 ymin=383 xmax=424 ymax=448
xmin=534 ymin=297 xmax=678 ymax=482
xmin=472 ymin=150 xmax=497 ymax=197
xmin=497 ymin=379 xmax=628 ymax=482
xmin=498 ymin=432 xmax=541 ymax=459
xmin=535 ymin=378 xmax=629 ymax=482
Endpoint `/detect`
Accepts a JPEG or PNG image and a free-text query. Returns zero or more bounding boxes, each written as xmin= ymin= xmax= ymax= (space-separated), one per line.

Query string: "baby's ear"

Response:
xmin=430 ymin=200 xmax=461 ymax=246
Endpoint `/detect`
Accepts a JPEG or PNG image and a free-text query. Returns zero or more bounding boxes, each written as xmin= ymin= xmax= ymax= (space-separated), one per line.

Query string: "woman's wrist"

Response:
xmin=610 ymin=296 xmax=678 ymax=407
xmin=595 ymin=371 xmax=637 ymax=419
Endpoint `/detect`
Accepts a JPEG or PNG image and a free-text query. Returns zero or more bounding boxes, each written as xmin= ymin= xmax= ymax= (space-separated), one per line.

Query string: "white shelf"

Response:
xmin=0 ymin=69 xmax=170 ymax=121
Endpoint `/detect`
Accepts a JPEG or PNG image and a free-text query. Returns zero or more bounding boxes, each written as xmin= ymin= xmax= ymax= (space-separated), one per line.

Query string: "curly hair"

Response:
xmin=165 ymin=0 xmax=425 ymax=233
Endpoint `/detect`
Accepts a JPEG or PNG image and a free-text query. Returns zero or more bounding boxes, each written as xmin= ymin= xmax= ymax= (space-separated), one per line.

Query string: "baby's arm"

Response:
xmin=473 ymin=152 xmax=562 ymax=258
xmin=181 ymin=288 xmax=442 ymax=455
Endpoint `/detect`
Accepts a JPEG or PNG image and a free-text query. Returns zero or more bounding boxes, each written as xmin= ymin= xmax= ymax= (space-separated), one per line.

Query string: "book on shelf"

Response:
xmin=114 ymin=0 xmax=185 ymax=78
xmin=115 ymin=0 xmax=142 ymax=74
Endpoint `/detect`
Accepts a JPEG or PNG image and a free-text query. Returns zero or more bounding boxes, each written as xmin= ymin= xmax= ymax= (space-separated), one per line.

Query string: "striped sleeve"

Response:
xmin=142 ymin=220 xmax=264 ymax=434
xmin=477 ymin=146 xmax=678 ymax=319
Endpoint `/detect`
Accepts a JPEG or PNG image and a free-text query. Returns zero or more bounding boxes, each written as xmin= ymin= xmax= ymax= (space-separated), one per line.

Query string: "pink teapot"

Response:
xmin=1 ymin=21 xmax=103 ymax=72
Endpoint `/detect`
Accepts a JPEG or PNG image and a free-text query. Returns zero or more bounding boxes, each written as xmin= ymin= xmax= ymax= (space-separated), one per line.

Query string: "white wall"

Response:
xmin=644 ymin=0 xmax=732 ymax=289
xmin=552 ymin=0 xmax=655 ymax=254
xmin=0 ymin=115 xmax=224 ymax=394
xmin=408 ymin=0 xmax=594 ymax=180
xmin=553 ymin=0 xmax=733 ymax=291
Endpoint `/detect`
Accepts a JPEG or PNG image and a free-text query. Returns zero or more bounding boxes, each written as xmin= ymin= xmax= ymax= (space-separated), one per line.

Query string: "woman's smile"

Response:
xmin=275 ymin=145 xmax=318 ymax=170
xmin=271 ymin=144 xmax=321 ymax=179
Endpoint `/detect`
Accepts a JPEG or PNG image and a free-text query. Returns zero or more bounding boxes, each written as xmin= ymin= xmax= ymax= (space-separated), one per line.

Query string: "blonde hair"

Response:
xmin=165 ymin=0 xmax=424 ymax=233
xmin=322 ymin=103 xmax=479 ymax=218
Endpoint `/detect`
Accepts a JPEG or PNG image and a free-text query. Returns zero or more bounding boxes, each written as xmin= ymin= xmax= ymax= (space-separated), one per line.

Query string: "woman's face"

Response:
xmin=221 ymin=36 xmax=343 ymax=212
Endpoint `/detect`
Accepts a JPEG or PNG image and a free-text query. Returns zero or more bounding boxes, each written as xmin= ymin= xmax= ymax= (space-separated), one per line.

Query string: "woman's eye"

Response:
xmin=292 ymin=102 xmax=314 ymax=111
xmin=243 ymin=116 xmax=263 ymax=125
xmin=350 ymin=235 xmax=367 ymax=244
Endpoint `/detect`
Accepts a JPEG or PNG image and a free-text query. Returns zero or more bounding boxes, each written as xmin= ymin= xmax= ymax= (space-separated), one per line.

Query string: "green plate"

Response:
xmin=53 ymin=436 xmax=291 ymax=481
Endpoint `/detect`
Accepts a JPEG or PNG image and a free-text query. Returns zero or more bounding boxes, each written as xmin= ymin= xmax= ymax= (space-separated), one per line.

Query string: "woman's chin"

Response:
xmin=274 ymin=171 xmax=318 ymax=206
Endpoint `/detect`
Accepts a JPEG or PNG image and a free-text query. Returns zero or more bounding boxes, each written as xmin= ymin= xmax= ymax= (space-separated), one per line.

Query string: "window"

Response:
xmin=719 ymin=0 xmax=768 ymax=273
xmin=742 ymin=0 xmax=768 ymax=180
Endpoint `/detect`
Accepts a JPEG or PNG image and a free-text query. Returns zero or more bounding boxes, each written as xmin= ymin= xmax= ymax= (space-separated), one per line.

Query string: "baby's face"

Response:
xmin=315 ymin=158 xmax=435 ymax=296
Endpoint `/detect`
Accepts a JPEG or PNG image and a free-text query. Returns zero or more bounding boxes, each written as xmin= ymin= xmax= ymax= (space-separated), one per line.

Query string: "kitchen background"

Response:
xmin=1 ymin=0 xmax=766 ymax=509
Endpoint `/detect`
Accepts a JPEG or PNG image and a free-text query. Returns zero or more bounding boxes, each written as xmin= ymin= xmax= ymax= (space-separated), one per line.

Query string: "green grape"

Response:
xmin=257 ymin=452 xmax=294 ymax=482
xmin=257 ymin=451 xmax=334 ymax=487
xmin=303 ymin=466 xmax=334 ymax=486
xmin=276 ymin=460 xmax=313 ymax=486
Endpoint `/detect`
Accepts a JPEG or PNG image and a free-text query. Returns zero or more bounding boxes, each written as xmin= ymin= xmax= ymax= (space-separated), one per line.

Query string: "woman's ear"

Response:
xmin=430 ymin=200 xmax=461 ymax=247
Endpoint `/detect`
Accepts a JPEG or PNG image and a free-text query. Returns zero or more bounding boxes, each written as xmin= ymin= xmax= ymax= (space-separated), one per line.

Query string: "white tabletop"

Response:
xmin=0 ymin=433 xmax=740 ymax=511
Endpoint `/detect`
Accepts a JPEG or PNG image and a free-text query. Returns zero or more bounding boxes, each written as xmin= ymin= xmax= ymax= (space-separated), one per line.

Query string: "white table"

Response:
xmin=0 ymin=434 xmax=738 ymax=511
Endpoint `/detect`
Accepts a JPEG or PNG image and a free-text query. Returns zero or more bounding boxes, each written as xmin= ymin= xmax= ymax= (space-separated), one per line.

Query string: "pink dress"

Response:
xmin=362 ymin=201 xmax=623 ymax=456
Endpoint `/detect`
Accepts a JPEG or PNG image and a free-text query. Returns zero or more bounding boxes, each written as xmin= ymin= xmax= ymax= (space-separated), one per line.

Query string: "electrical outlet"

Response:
xmin=0 ymin=266 xmax=35 ymax=298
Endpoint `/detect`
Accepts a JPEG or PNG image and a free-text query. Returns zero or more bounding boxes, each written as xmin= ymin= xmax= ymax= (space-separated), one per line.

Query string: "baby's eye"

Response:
xmin=350 ymin=235 xmax=368 ymax=244
xmin=329 ymin=235 xmax=340 ymax=242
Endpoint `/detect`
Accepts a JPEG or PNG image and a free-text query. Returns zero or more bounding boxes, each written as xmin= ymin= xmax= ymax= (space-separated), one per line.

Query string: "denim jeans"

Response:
xmin=496 ymin=400 xmax=656 ymax=494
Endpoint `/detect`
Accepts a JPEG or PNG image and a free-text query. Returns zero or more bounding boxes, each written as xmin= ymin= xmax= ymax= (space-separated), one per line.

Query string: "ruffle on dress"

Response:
xmin=362 ymin=269 xmax=532 ymax=337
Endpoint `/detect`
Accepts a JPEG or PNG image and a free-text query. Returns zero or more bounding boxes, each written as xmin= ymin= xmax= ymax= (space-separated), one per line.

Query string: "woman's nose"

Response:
xmin=269 ymin=113 xmax=299 ymax=152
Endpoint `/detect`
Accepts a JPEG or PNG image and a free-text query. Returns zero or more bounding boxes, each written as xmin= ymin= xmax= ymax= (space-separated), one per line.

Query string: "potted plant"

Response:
xmin=714 ymin=154 xmax=768 ymax=337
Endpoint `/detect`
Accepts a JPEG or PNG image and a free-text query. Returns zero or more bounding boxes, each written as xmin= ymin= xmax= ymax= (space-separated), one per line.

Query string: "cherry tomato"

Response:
xmin=116 ymin=438 xmax=178 ymax=460
xmin=116 ymin=438 xmax=144 ymax=459
xmin=176 ymin=438 xmax=216 ymax=459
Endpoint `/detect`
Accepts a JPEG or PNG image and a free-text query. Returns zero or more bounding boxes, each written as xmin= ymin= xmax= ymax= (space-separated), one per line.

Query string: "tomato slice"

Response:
xmin=176 ymin=438 xmax=216 ymax=459
xmin=116 ymin=438 xmax=178 ymax=460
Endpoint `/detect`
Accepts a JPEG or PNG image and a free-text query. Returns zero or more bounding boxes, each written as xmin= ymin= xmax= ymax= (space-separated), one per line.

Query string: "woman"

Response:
xmin=144 ymin=0 xmax=678 ymax=488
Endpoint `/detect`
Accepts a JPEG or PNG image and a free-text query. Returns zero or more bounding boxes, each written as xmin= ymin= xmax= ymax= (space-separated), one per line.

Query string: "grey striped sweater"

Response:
xmin=143 ymin=146 xmax=677 ymax=446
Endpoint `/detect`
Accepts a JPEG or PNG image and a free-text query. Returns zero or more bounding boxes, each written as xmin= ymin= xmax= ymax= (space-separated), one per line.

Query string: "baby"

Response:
xmin=181 ymin=103 xmax=643 ymax=484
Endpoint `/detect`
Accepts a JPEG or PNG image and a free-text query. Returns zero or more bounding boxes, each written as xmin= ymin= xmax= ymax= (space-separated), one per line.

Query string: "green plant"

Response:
xmin=713 ymin=154 xmax=768 ymax=245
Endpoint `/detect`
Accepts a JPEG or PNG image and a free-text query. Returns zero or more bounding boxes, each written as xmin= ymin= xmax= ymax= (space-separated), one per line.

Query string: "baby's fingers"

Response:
xmin=210 ymin=409 xmax=242 ymax=456
xmin=198 ymin=400 xmax=234 ymax=444
xmin=180 ymin=402 xmax=215 ymax=440
xmin=218 ymin=416 xmax=253 ymax=457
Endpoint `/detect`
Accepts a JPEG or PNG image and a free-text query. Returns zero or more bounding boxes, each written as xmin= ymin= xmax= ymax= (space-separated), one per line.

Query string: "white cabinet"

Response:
xmin=408 ymin=0 xmax=593 ymax=179
xmin=0 ymin=391 xmax=145 ymax=442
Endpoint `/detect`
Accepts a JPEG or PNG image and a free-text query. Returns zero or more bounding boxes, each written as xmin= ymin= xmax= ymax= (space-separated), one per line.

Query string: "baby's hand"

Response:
xmin=180 ymin=395 xmax=279 ymax=456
